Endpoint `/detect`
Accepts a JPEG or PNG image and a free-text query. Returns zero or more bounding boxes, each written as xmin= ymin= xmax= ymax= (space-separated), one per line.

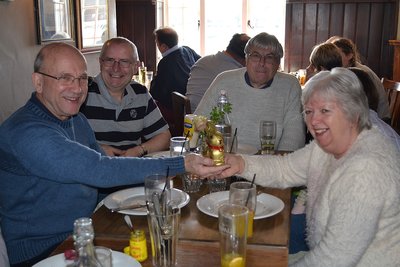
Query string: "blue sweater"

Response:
xmin=0 ymin=93 xmax=185 ymax=264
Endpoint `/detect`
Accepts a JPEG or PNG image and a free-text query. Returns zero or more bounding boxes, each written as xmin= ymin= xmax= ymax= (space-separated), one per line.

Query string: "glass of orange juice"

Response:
xmin=229 ymin=181 xmax=257 ymax=238
xmin=218 ymin=204 xmax=248 ymax=267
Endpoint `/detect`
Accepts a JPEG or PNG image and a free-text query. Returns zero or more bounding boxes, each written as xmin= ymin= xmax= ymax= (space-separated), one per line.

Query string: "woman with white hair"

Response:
xmin=217 ymin=67 xmax=400 ymax=266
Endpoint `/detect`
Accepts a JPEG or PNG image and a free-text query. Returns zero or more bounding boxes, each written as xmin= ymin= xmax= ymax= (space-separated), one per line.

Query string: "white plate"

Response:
xmin=196 ymin=191 xmax=284 ymax=220
xmin=237 ymin=144 xmax=258 ymax=155
xmin=146 ymin=150 xmax=170 ymax=158
xmin=104 ymin=187 xmax=190 ymax=216
xmin=33 ymin=250 xmax=141 ymax=267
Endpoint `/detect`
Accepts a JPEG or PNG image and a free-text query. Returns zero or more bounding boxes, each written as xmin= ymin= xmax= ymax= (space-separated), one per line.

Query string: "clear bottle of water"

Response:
xmin=72 ymin=217 xmax=102 ymax=267
xmin=215 ymin=90 xmax=232 ymax=137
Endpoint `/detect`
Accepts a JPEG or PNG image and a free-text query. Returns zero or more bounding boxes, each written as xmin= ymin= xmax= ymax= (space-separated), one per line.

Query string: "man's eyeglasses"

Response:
xmin=37 ymin=72 xmax=92 ymax=86
xmin=247 ymin=52 xmax=277 ymax=64
xmin=101 ymin=57 xmax=133 ymax=68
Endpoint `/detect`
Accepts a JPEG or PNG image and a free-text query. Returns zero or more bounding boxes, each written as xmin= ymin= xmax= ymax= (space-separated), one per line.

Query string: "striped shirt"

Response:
xmin=80 ymin=74 xmax=169 ymax=150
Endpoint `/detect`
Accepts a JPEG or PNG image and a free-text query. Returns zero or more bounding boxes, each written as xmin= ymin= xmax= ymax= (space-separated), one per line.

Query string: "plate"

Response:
xmin=33 ymin=250 xmax=141 ymax=267
xmin=196 ymin=191 xmax=284 ymax=220
xmin=237 ymin=144 xmax=258 ymax=155
xmin=104 ymin=187 xmax=190 ymax=216
xmin=146 ymin=150 xmax=170 ymax=158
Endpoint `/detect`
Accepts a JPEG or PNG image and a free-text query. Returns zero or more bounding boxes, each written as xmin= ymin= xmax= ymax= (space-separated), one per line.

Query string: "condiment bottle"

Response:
xmin=129 ymin=229 xmax=148 ymax=262
xmin=72 ymin=217 xmax=102 ymax=267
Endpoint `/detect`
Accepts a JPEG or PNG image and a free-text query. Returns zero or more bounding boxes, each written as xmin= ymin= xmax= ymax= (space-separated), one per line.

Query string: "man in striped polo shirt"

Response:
xmin=81 ymin=37 xmax=171 ymax=157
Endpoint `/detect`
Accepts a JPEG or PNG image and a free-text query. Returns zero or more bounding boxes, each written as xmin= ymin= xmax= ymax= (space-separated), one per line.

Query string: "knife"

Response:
xmin=111 ymin=203 xmax=147 ymax=212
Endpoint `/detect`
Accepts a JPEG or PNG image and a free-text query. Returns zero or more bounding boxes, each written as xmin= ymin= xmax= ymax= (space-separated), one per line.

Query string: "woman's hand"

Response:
xmin=218 ymin=153 xmax=245 ymax=178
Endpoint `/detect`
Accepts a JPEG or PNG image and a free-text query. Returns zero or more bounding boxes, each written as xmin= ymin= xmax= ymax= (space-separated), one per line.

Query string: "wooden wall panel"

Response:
xmin=329 ymin=3 xmax=345 ymax=37
xmin=343 ymin=4 xmax=357 ymax=37
xmin=316 ymin=4 xmax=330 ymax=42
xmin=284 ymin=0 xmax=398 ymax=80
xmin=116 ymin=0 xmax=157 ymax=72
xmin=367 ymin=4 xmax=385 ymax=71
xmin=303 ymin=4 xmax=317 ymax=66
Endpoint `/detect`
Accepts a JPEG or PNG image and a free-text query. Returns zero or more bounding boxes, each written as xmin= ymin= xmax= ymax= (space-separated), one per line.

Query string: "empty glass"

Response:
xmin=181 ymin=173 xmax=202 ymax=193
xmin=144 ymin=174 xmax=170 ymax=203
xmin=207 ymin=178 xmax=227 ymax=193
xmin=170 ymin=136 xmax=190 ymax=157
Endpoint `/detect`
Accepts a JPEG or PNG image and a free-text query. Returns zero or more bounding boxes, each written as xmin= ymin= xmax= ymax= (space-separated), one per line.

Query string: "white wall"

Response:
xmin=0 ymin=1 xmax=101 ymax=122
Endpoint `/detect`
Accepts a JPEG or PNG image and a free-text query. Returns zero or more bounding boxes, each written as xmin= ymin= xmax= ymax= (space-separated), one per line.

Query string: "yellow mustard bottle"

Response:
xmin=129 ymin=230 xmax=148 ymax=262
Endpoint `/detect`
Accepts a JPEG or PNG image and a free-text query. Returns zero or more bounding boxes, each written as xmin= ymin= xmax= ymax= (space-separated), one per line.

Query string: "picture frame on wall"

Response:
xmin=34 ymin=0 xmax=74 ymax=44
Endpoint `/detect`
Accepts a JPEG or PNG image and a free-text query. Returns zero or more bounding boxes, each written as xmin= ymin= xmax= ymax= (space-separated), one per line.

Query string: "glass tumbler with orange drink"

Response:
xmin=218 ymin=204 xmax=248 ymax=267
xmin=229 ymin=181 xmax=257 ymax=238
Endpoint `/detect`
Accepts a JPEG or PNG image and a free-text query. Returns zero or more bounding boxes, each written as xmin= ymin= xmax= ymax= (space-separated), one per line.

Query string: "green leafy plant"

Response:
xmin=209 ymin=103 xmax=232 ymax=124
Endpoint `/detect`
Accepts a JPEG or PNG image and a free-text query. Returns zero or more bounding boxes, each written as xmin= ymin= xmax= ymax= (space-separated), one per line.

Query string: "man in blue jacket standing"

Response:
xmin=150 ymin=27 xmax=201 ymax=130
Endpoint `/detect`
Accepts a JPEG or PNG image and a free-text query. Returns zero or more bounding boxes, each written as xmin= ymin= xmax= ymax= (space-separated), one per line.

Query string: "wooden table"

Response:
xmin=52 ymin=176 xmax=291 ymax=267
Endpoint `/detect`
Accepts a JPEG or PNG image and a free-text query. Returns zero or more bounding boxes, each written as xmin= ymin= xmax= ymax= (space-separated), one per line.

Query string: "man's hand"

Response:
xmin=101 ymin=144 xmax=125 ymax=157
xmin=184 ymin=153 xmax=230 ymax=178
xmin=121 ymin=146 xmax=146 ymax=157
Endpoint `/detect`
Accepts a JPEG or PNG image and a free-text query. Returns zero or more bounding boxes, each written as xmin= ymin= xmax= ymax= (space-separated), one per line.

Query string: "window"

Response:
xmin=164 ymin=0 xmax=286 ymax=56
xmin=79 ymin=0 xmax=109 ymax=49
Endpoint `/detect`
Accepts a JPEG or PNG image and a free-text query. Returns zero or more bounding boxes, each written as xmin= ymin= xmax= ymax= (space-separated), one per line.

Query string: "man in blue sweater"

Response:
xmin=0 ymin=42 xmax=225 ymax=266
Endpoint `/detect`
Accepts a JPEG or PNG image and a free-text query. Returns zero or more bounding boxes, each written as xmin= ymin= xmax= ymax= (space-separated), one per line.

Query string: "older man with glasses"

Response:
xmin=0 ymin=42 xmax=224 ymax=266
xmin=80 ymin=37 xmax=171 ymax=158
xmin=195 ymin=32 xmax=306 ymax=152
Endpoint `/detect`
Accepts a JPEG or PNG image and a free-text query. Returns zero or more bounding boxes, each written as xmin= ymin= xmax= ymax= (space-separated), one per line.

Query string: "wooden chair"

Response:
xmin=381 ymin=77 xmax=400 ymax=134
xmin=171 ymin=91 xmax=192 ymax=137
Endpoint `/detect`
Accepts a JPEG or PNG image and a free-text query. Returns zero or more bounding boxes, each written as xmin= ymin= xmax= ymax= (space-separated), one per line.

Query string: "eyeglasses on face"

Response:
xmin=247 ymin=52 xmax=277 ymax=64
xmin=101 ymin=57 xmax=133 ymax=68
xmin=37 ymin=72 xmax=92 ymax=86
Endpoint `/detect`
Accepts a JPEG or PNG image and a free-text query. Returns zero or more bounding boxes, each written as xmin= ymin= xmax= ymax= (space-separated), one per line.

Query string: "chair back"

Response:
xmin=0 ymin=226 xmax=9 ymax=267
xmin=381 ymin=77 xmax=400 ymax=133
xmin=171 ymin=91 xmax=192 ymax=136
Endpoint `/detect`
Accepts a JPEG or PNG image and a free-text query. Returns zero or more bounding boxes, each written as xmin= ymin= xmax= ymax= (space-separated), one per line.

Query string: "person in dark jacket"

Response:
xmin=150 ymin=27 xmax=201 ymax=129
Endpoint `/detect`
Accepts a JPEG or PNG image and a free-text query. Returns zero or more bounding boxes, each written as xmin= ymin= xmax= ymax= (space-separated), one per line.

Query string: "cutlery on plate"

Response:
xmin=111 ymin=203 xmax=147 ymax=212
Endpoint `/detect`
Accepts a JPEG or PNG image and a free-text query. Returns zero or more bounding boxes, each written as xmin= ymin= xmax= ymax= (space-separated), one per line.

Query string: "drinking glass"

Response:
xmin=206 ymin=178 xmax=227 ymax=193
xmin=259 ymin=121 xmax=276 ymax=154
xmin=144 ymin=174 xmax=170 ymax=203
xmin=229 ymin=181 xmax=257 ymax=238
xmin=218 ymin=204 xmax=248 ymax=267
xmin=147 ymin=207 xmax=180 ymax=267
xmin=297 ymin=69 xmax=306 ymax=86
xmin=181 ymin=173 xmax=202 ymax=193
xmin=95 ymin=246 xmax=112 ymax=267
xmin=145 ymin=71 xmax=153 ymax=83
xmin=170 ymin=137 xmax=189 ymax=157
xmin=224 ymin=135 xmax=238 ymax=154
